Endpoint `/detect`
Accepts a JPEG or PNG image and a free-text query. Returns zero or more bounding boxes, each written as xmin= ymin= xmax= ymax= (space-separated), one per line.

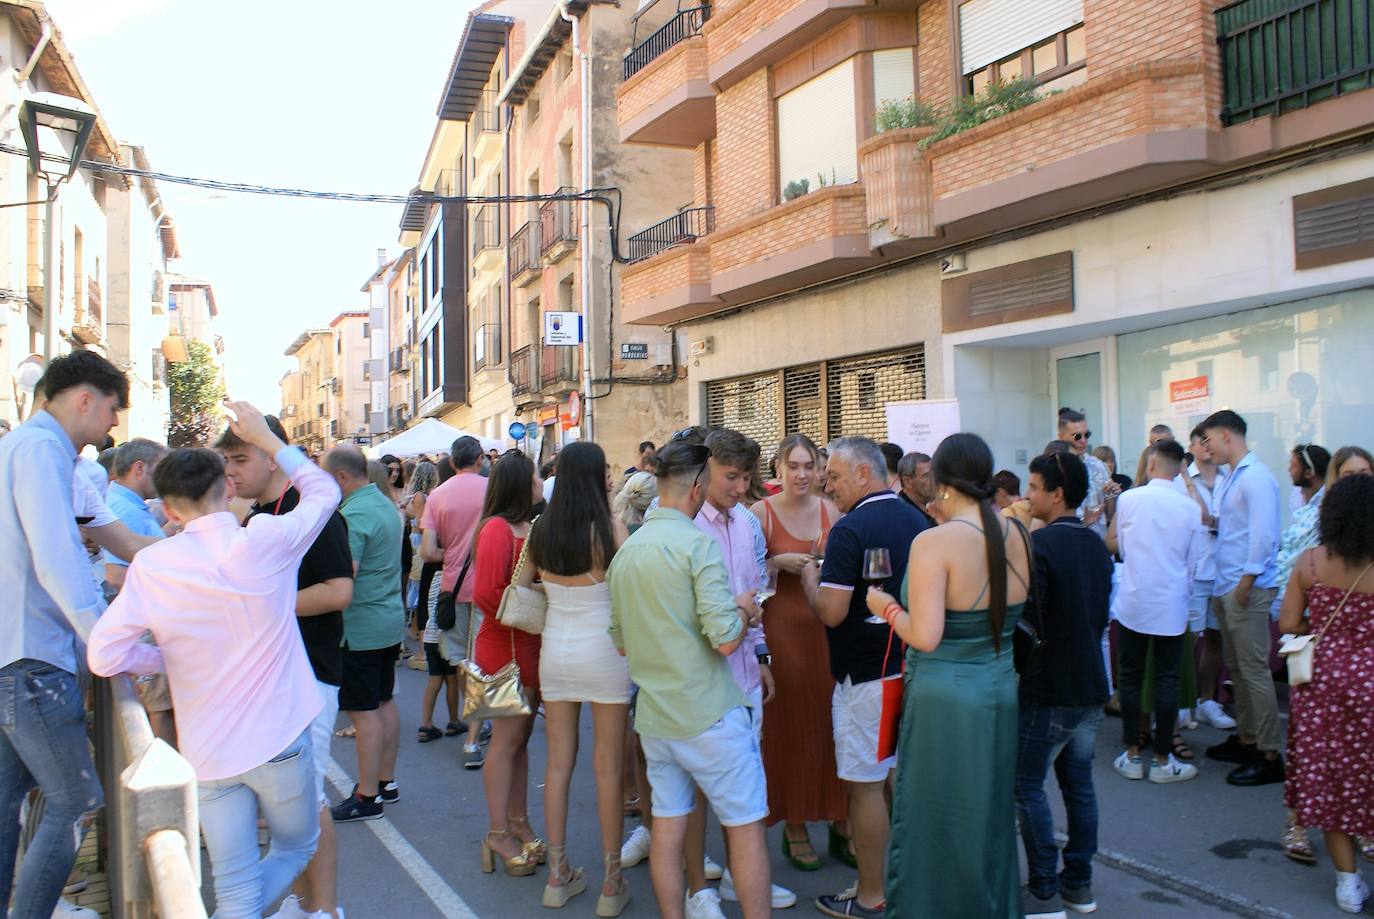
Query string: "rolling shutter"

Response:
xmin=777 ymin=59 xmax=858 ymax=195
xmin=707 ymin=371 xmax=781 ymax=446
xmin=872 ymin=48 xmax=916 ymax=106
xmin=959 ymin=0 xmax=1083 ymax=74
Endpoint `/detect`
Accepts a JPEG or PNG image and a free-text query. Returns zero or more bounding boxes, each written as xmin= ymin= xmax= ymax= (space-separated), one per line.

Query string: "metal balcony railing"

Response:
xmin=511 ymin=220 xmax=542 ymax=280
xmin=540 ymin=188 xmax=578 ymax=257
xmin=624 ymin=6 xmax=710 ymax=79
xmin=510 ymin=344 xmax=535 ymax=395
xmin=541 ymin=340 xmax=581 ymax=389
xmin=474 ymin=89 xmax=500 ymax=134
xmin=475 ymin=323 xmax=503 ymax=371
xmin=627 ymin=206 xmax=715 ymax=263
xmin=473 ymin=204 xmax=501 ymax=257
xmin=1217 ymin=0 xmax=1374 ymax=124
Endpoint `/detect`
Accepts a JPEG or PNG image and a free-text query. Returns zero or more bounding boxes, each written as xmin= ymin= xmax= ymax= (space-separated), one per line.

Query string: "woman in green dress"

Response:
xmin=866 ymin=433 xmax=1031 ymax=918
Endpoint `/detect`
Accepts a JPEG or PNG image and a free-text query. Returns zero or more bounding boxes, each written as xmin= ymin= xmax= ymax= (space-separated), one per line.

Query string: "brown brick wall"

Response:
xmin=928 ymin=59 xmax=1209 ymax=200
xmin=917 ymin=2 xmax=954 ymax=107
xmin=713 ymin=68 xmax=776 ymax=226
xmin=711 ymin=185 xmax=867 ymax=276
xmin=860 ymin=127 xmax=934 ymax=239
xmin=705 ymin=0 xmax=802 ymax=68
xmin=622 ymin=243 xmax=712 ymax=304
xmin=617 ymin=37 xmax=710 ymax=127
xmin=1084 ymin=0 xmax=1227 ymax=118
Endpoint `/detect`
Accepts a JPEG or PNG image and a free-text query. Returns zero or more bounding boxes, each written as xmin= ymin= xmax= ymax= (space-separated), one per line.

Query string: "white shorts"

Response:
xmin=640 ymin=706 xmax=768 ymax=827
xmin=832 ymin=677 xmax=895 ymax=784
xmin=1192 ymin=579 xmax=1217 ymax=631
xmin=309 ymin=679 xmax=340 ymax=807
xmin=745 ymin=686 xmax=763 ymax=741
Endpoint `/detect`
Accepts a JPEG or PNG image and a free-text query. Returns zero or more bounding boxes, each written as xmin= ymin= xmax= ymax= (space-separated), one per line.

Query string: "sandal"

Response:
xmin=509 ymin=815 xmax=547 ymax=865
xmin=541 ymin=845 xmax=587 ymax=908
xmin=1171 ymin=734 xmax=1194 ymax=761
xmin=1281 ymin=822 xmax=1315 ymax=865
xmin=828 ymin=823 xmax=858 ymax=869
xmin=334 ymin=725 xmax=357 ymax=739
xmin=417 ymin=726 xmax=442 ymax=743
xmin=783 ymin=826 xmax=822 ymax=871
xmin=445 ymin=722 xmax=466 ymax=737
xmin=597 ymin=852 xmax=630 ymax=917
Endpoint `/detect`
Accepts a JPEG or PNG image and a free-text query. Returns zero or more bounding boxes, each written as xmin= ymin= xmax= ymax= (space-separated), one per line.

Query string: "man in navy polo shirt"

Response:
xmin=802 ymin=437 xmax=927 ymax=918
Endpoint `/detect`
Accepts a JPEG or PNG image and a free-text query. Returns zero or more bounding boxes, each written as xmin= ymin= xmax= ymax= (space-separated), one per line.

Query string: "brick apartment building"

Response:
xmin=615 ymin=0 xmax=1374 ymax=509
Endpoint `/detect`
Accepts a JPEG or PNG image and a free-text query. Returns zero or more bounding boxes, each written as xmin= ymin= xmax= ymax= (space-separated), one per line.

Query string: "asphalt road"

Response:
xmin=229 ymin=658 xmax=1354 ymax=918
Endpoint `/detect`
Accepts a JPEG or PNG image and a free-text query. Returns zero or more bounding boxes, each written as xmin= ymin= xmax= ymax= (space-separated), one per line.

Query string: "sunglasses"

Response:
xmin=1071 ymin=431 xmax=1092 ymax=442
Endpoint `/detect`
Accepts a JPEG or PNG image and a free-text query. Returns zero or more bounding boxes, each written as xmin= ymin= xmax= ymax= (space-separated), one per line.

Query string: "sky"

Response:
xmin=44 ymin=0 xmax=475 ymax=409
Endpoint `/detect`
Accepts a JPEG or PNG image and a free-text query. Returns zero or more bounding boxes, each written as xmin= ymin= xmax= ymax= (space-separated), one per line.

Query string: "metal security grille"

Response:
xmin=827 ymin=346 xmax=926 ymax=441
xmin=783 ymin=365 xmax=824 ymax=444
xmin=707 ymin=344 xmax=926 ymax=449
xmin=706 ymin=371 xmax=780 ymax=446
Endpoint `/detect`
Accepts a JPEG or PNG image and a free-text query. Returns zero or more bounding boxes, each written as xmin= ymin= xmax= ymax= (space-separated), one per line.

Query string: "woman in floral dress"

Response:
xmin=1278 ymin=473 xmax=1374 ymax=914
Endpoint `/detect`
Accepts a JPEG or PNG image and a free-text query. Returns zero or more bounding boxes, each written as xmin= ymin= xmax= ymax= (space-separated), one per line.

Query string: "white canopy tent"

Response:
xmin=368 ymin=418 xmax=504 ymax=458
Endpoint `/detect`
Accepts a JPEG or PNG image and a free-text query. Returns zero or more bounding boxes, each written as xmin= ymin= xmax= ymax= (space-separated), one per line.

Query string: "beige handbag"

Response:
xmin=1280 ymin=560 xmax=1372 ymax=687
xmin=497 ymin=529 xmax=547 ymax=635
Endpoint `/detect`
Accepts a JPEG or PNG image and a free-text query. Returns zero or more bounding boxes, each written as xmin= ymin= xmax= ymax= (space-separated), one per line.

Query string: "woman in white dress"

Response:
xmin=528 ymin=441 xmax=632 ymax=916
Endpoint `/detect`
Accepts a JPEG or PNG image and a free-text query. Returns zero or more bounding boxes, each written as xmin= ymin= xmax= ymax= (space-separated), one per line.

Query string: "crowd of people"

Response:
xmin=1 ymin=347 xmax=1372 ymax=919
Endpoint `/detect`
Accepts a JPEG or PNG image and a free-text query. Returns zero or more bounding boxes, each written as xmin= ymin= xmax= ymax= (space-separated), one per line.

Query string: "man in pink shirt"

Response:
xmin=88 ymin=402 xmax=340 ymax=919
xmin=420 ymin=435 xmax=488 ymax=767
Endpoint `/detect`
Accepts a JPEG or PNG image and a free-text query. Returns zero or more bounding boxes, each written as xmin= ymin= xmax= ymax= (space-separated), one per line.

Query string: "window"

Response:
xmin=777 ymin=59 xmax=858 ymax=198
xmin=363 ymin=322 xmax=371 ymax=338
xmin=960 ymin=0 xmax=1085 ymax=94
xmin=555 ymin=47 xmax=574 ymax=82
xmin=528 ymin=89 xmax=541 ymax=125
xmin=872 ymin=48 xmax=916 ymax=108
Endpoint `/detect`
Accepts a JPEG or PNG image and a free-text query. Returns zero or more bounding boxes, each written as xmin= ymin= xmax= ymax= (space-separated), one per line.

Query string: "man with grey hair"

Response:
xmin=801 ymin=436 xmax=928 ymax=918
xmin=324 ymin=446 xmax=405 ymax=822
xmin=897 ymin=451 xmax=935 ymax=528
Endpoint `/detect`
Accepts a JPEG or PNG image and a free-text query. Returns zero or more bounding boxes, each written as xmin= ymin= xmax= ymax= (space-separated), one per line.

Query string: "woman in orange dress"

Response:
xmin=751 ymin=434 xmax=849 ymax=870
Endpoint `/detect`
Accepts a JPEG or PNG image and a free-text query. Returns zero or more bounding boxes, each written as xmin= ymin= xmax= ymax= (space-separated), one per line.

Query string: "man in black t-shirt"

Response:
xmin=802 ymin=437 xmax=927 ymax=918
xmin=219 ymin=417 xmax=351 ymax=919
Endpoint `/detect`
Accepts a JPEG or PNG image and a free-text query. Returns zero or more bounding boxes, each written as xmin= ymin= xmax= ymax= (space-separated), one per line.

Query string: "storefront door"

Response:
xmin=1050 ymin=339 xmax=1118 ymax=451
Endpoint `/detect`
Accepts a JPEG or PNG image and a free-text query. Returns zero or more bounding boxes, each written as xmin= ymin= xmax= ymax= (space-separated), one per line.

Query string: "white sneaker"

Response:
xmin=703 ymin=854 xmax=723 ymax=880
xmin=685 ymin=887 xmax=727 ymax=919
xmin=1197 ymin=700 xmax=1237 ymax=730
xmin=1113 ymin=751 xmax=1144 ymax=780
xmin=1177 ymin=707 xmax=1198 ymax=730
xmin=307 ymin=910 xmax=346 ymax=919
xmin=52 ymin=900 xmax=98 ymax=919
xmin=720 ymin=869 xmax=797 ymax=908
xmin=620 ymin=825 xmax=651 ymax=867
xmin=1336 ymin=872 xmax=1370 ymax=913
xmin=1148 ymin=755 xmax=1199 ymax=784
xmin=268 ymin=895 xmax=310 ymax=919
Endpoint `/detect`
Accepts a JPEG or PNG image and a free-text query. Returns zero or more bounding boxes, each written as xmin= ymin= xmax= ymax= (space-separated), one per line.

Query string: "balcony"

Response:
xmin=511 ymin=220 xmax=542 ymax=287
xmin=510 ymin=344 xmax=536 ymax=401
xmin=1218 ymin=0 xmax=1374 ymax=125
xmin=859 ymin=128 xmax=936 ymax=250
xmin=703 ymin=0 xmax=868 ymax=90
xmin=540 ymin=341 xmax=580 ymax=391
xmin=622 ymin=237 xmax=718 ymax=325
xmin=618 ymin=7 xmax=714 ymax=147
xmin=72 ymin=278 xmax=103 ymax=344
xmin=388 ymin=347 xmax=410 ymax=374
xmin=474 ymin=323 xmax=503 ymax=372
xmin=540 ymin=189 xmax=577 ymax=263
xmin=627 ymin=206 xmax=715 ymax=263
xmin=473 ymin=90 xmax=502 ymax=163
xmin=472 ymin=204 xmax=502 ymax=275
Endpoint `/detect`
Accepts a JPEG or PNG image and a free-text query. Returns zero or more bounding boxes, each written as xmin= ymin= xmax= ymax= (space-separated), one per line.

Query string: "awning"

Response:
xmin=436 ymin=14 xmax=514 ymax=121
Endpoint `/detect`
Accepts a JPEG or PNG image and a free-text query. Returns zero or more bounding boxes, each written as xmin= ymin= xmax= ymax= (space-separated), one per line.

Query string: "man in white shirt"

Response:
xmin=1177 ymin=426 xmax=1234 ymax=730
xmin=1107 ymin=440 xmax=1201 ymax=785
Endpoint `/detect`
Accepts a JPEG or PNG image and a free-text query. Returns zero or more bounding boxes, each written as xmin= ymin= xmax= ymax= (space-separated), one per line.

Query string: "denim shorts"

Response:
xmin=639 ymin=706 xmax=768 ymax=827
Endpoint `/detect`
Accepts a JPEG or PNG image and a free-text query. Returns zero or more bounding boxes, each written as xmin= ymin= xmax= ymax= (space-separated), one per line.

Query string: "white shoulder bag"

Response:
xmin=1279 ymin=560 xmax=1373 ymax=687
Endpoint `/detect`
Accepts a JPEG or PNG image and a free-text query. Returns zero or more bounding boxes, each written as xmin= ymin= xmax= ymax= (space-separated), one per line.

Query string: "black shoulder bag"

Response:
xmin=435 ymin=553 xmax=474 ymax=632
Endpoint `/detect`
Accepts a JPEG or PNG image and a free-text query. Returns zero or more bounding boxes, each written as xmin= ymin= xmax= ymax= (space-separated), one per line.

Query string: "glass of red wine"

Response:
xmin=863 ymin=547 xmax=894 ymax=624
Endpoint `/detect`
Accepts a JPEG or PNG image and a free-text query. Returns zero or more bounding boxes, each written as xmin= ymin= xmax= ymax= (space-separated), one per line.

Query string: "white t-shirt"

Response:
xmin=1113 ymin=479 xmax=1203 ymax=637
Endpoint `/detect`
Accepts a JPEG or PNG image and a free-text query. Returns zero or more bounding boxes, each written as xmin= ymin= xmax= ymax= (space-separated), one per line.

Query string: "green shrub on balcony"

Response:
xmin=875 ymin=96 xmax=940 ymax=133
xmin=893 ymin=77 xmax=1045 ymax=148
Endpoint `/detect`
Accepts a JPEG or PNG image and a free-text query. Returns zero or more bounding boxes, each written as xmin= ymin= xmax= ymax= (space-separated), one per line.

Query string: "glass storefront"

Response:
xmin=1117 ymin=286 xmax=1374 ymax=524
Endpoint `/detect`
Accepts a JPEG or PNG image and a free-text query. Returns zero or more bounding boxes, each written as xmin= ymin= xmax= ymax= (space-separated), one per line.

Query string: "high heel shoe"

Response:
xmin=828 ymin=823 xmax=857 ymax=869
xmin=509 ymin=814 xmax=547 ymax=865
xmin=783 ymin=827 xmax=821 ymax=871
xmin=596 ymin=852 xmax=630 ymax=918
xmin=542 ymin=845 xmax=587 ymax=908
xmin=480 ymin=830 xmax=538 ymax=877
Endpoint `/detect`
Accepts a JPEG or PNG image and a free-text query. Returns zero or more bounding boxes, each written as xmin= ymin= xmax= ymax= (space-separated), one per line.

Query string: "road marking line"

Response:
xmin=1057 ymin=832 xmax=1298 ymax=919
xmin=324 ymin=755 xmax=480 ymax=919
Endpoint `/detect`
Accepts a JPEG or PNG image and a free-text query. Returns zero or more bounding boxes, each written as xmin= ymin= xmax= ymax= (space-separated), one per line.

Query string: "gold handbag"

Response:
xmin=460 ymin=630 xmax=531 ymax=721
xmin=497 ymin=529 xmax=547 ymax=634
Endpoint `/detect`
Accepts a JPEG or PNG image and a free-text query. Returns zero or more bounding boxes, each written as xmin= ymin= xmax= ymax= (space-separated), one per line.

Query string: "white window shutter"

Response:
xmin=872 ymin=48 xmax=916 ymax=106
xmin=777 ymin=59 xmax=859 ymax=196
xmin=959 ymin=0 xmax=1083 ymax=75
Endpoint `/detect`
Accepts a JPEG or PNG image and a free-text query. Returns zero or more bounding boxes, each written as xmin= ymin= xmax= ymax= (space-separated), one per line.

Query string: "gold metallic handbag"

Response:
xmin=460 ymin=631 xmax=531 ymax=721
xmin=497 ymin=525 xmax=547 ymax=634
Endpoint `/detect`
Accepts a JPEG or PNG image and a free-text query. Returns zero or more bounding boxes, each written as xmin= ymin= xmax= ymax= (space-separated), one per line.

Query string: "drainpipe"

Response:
xmin=16 ymin=20 xmax=52 ymax=84
xmin=560 ymin=0 xmax=594 ymax=443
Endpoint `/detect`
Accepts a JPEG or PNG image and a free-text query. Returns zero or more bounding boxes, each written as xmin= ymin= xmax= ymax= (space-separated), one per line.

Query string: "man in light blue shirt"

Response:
xmin=0 ymin=350 xmax=127 ymax=918
xmin=103 ymin=438 xmax=168 ymax=589
xmin=1198 ymin=410 xmax=1285 ymax=787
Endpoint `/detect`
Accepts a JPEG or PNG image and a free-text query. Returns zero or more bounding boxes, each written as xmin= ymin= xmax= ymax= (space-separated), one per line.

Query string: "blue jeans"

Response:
xmin=1015 ymin=704 xmax=1103 ymax=898
xmin=199 ymin=729 xmax=319 ymax=919
xmin=0 ymin=659 xmax=105 ymax=917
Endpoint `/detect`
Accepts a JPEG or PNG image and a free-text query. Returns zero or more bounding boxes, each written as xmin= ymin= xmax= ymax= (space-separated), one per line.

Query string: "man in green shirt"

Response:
xmin=609 ymin=440 xmax=771 ymax=919
xmin=323 ymin=446 xmax=404 ymax=822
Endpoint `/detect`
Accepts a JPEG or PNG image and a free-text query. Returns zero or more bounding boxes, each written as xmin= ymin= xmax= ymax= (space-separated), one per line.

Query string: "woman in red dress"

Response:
xmin=472 ymin=451 xmax=546 ymax=877
xmin=1279 ymin=473 xmax=1374 ymax=915
xmin=750 ymin=434 xmax=849 ymax=870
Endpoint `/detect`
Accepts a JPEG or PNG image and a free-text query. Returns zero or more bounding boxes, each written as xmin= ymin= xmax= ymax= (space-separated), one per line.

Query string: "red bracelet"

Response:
xmin=883 ymin=601 xmax=904 ymax=624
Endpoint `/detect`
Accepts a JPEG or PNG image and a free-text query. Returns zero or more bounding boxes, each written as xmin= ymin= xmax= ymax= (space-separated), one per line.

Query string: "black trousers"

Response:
xmin=1117 ymin=625 xmax=1184 ymax=758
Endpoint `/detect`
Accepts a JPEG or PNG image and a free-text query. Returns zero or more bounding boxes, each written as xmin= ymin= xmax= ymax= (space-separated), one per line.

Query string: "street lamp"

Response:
xmin=18 ymin=92 xmax=98 ymax=363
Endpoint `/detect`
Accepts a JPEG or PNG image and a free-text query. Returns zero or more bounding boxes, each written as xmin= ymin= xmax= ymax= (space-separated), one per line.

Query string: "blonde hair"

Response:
xmin=613 ymin=471 xmax=658 ymax=529
xmin=1327 ymin=446 xmax=1374 ymax=488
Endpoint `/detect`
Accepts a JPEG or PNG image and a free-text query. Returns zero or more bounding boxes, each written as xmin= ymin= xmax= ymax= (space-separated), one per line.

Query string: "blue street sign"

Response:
xmin=509 ymin=421 xmax=528 ymax=441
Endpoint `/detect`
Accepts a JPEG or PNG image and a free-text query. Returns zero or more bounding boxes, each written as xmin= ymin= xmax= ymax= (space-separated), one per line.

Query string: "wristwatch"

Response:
xmin=756 ymin=652 xmax=772 ymax=667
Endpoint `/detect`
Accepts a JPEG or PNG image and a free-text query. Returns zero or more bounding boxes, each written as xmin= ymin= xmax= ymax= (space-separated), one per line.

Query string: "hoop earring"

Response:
xmin=938 ymin=490 xmax=950 ymax=502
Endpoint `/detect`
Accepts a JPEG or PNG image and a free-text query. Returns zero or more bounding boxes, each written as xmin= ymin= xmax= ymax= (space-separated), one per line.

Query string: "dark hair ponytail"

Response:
xmin=931 ymin=433 xmax=1008 ymax=653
